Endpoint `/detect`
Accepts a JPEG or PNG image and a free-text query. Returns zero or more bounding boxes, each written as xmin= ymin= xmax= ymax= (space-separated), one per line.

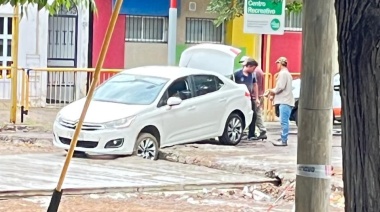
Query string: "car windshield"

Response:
xmin=93 ymin=74 xmax=169 ymax=105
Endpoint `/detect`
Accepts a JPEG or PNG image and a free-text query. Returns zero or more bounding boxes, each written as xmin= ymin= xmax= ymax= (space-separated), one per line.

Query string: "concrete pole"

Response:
xmin=295 ymin=0 xmax=335 ymax=211
xmin=167 ymin=0 xmax=177 ymax=66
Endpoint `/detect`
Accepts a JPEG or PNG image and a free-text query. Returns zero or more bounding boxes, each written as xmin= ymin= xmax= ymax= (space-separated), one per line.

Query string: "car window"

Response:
xmin=93 ymin=74 xmax=168 ymax=105
xmin=158 ymin=77 xmax=193 ymax=107
xmin=193 ymin=75 xmax=223 ymax=97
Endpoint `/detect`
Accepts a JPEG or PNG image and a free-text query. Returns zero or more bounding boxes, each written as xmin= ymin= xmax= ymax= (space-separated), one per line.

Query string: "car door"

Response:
xmin=187 ymin=74 xmax=226 ymax=139
xmin=157 ymin=76 xmax=199 ymax=146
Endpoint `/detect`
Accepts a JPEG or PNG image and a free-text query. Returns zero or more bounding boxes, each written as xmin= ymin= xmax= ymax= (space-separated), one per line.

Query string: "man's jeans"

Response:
xmin=279 ymin=104 xmax=293 ymax=142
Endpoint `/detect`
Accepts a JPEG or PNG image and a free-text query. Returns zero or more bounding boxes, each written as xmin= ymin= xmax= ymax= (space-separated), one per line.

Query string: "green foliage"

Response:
xmin=207 ymin=0 xmax=302 ymax=26
xmin=0 ymin=0 xmax=96 ymax=16
xmin=285 ymin=1 xmax=302 ymax=14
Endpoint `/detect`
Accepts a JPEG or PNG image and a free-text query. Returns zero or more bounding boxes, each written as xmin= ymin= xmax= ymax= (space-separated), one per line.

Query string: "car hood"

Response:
xmin=179 ymin=44 xmax=241 ymax=76
xmin=59 ymin=98 xmax=150 ymax=123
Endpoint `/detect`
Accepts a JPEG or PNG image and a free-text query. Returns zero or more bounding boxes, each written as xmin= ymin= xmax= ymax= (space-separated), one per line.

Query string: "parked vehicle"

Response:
xmin=53 ymin=44 xmax=253 ymax=160
xmin=275 ymin=73 xmax=341 ymax=125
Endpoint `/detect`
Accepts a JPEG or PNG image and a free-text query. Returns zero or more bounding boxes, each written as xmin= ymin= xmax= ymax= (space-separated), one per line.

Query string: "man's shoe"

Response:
xmin=248 ymin=136 xmax=259 ymax=141
xmin=257 ymin=131 xmax=267 ymax=141
xmin=271 ymin=139 xmax=288 ymax=146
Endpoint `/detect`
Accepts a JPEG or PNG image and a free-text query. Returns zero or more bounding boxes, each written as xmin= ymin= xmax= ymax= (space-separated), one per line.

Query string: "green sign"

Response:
xmin=244 ymin=0 xmax=285 ymax=35
xmin=246 ymin=0 xmax=283 ymax=15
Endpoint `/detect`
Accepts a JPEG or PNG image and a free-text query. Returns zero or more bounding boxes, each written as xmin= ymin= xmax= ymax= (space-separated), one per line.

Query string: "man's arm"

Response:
xmin=253 ymin=83 xmax=259 ymax=100
xmin=252 ymin=74 xmax=259 ymax=101
xmin=271 ymin=72 xmax=286 ymax=94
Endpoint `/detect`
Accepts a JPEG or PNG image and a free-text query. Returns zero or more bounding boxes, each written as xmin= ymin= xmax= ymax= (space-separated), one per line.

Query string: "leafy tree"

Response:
xmin=0 ymin=0 xmax=96 ymax=15
xmin=207 ymin=0 xmax=302 ymax=26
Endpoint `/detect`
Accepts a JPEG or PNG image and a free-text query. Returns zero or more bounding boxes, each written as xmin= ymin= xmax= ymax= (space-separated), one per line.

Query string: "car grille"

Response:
xmin=59 ymin=137 xmax=98 ymax=148
xmin=60 ymin=119 xmax=104 ymax=131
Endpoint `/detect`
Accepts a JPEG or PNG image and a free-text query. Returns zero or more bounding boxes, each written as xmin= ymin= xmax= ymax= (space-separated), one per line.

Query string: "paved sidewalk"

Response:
xmin=0 ymin=153 xmax=275 ymax=198
xmin=160 ymin=133 xmax=343 ymax=188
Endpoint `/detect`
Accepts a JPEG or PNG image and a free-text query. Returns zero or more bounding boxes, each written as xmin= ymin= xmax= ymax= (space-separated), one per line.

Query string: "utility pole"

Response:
xmin=167 ymin=0 xmax=177 ymax=66
xmin=295 ymin=0 xmax=335 ymax=211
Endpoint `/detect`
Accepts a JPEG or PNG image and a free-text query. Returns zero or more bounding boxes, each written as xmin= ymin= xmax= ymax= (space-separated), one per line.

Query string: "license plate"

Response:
xmin=66 ymin=131 xmax=85 ymax=140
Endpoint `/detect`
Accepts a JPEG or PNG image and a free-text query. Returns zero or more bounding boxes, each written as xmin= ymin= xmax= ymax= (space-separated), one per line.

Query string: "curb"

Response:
xmin=0 ymin=132 xmax=53 ymax=143
xmin=0 ymin=180 xmax=277 ymax=199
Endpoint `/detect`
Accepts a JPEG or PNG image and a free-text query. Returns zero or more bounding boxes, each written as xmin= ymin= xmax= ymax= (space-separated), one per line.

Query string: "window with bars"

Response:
xmin=0 ymin=17 xmax=12 ymax=79
xmin=125 ymin=15 xmax=168 ymax=43
xmin=185 ymin=18 xmax=224 ymax=44
xmin=285 ymin=11 xmax=302 ymax=31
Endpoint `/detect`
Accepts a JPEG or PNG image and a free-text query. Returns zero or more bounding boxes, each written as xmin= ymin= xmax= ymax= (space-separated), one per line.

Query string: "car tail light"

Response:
xmin=245 ymin=91 xmax=251 ymax=98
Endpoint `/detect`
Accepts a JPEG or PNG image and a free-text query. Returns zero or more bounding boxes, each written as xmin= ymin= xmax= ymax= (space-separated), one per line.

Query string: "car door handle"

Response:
xmin=187 ymin=106 xmax=196 ymax=111
xmin=219 ymin=98 xmax=227 ymax=102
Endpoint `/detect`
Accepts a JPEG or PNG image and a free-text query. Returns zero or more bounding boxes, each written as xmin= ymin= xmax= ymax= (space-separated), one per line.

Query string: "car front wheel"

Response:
xmin=134 ymin=133 xmax=159 ymax=160
xmin=219 ymin=113 xmax=244 ymax=146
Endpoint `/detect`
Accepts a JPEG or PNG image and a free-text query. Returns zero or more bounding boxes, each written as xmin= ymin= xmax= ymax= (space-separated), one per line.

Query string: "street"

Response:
xmin=0 ymin=105 xmax=344 ymax=211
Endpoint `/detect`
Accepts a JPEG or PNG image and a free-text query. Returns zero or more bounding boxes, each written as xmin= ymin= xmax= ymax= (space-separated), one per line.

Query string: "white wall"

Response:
xmin=0 ymin=4 xmax=89 ymax=107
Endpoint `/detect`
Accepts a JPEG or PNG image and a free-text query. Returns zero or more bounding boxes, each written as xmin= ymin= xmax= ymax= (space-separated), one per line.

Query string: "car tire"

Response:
xmin=134 ymin=133 xmax=159 ymax=160
xmin=219 ymin=113 xmax=244 ymax=146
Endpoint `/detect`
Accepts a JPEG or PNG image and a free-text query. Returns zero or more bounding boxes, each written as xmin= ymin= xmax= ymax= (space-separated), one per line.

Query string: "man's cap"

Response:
xmin=240 ymin=57 xmax=258 ymax=66
xmin=275 ymin=57 xmax=288 ymax=65
xmin=239 ymin=56 xmax=249 ymax=63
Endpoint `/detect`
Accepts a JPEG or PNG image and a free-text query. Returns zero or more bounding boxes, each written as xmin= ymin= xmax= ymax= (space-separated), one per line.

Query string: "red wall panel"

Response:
xmin=262 ymin=31 xmax=302 ymax=77
xmin=92 ymin=0 xmax=125 ymax=69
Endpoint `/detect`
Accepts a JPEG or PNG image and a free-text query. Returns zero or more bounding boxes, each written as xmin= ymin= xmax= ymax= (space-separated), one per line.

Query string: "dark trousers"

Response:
xmin=248 ymin=99 xmax=257 ymax=138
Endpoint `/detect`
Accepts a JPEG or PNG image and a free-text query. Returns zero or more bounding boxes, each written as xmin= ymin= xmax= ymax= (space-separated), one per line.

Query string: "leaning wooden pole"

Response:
xmin=295 ymin=0 xmax=335 ymax=211
xmin=46 ymin=0 xmax=124 ymax=211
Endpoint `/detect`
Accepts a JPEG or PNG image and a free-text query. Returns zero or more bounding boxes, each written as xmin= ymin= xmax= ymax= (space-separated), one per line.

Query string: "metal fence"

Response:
xmin=185 ymin=18 xmax=224 ymax=44
xmin=20 ymin=68 xmax=123 ymax=109
xmin=285 ymin=11 xmax=302 ymax=31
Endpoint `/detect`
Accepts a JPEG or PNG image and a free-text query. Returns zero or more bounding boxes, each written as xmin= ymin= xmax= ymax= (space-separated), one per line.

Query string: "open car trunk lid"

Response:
xmin=178 ymin=44 xmax=242 ymax=77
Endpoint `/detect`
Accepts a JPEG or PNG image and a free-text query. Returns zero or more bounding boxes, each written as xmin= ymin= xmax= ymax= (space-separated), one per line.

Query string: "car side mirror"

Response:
xmin=334 ymin=85 xmax=340 ymax=92
xmin=167 ymin=97 xmax=182 ymax=106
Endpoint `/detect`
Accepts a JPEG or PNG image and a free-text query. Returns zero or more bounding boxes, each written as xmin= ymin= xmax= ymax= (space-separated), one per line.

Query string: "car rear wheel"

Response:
xmin=134 ymin=133 xmax=159 ymax=160
xmin=219 ymin=113 xmax=244 ymax=146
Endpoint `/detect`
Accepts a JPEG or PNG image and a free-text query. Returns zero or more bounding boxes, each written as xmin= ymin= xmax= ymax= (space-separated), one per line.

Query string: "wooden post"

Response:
xmin=295 ymin=0 xmax=335 ymax=211
xmin=10 ymin=6 xmax=19 ymax=123
xmin=46 ymin=0 xmax=124 ymax=211
xmin=263 ymin=34 xmax=271 ymax=122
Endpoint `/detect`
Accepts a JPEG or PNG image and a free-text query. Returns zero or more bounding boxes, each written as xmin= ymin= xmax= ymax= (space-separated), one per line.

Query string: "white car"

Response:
xmin=53 ymin=44 xmax=254 ymax=160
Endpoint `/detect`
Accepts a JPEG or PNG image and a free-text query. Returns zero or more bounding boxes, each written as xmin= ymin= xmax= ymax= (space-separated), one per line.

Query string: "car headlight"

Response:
xmin=104 ymin=116 xmax=136 ymax=129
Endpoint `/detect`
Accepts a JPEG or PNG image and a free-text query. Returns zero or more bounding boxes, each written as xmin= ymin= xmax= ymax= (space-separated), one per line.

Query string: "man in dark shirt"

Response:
xmin=252 ymin=66 xmax=267 ymax=140
xmin=234 ymin=57 xmax=260 ymax=140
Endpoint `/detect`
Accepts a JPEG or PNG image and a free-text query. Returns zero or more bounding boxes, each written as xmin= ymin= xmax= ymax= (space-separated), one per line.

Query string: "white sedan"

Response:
xmin=53 ymin=66 xmax=253 ymax=160
xmin=53 ymin=44 xmax=253 ymax=160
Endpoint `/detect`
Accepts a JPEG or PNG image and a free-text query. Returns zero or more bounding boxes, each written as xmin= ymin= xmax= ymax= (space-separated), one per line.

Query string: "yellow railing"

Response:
xmin=9 ymin=68 xmax=283 ymax=123
xmin=263 ymin=72 xmax=274 ymax=122
xmin=12 ymin=68 xmax=123 ymax=122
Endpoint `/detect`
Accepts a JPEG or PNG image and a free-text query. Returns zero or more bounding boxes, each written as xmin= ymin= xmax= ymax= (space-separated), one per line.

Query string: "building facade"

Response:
xmin=0 ymin=1 xmax=307 ymax=108
xmin=92 ymin=0 xmax=236 ymax=69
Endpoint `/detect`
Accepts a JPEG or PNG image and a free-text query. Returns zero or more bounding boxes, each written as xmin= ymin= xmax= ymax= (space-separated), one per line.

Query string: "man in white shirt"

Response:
xmin=267 ymin=57 xmax=295 ymax=146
